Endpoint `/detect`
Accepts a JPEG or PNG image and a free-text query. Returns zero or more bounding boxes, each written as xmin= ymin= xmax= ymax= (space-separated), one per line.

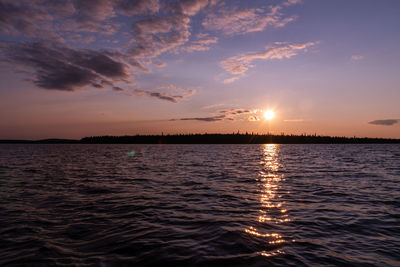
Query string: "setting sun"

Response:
xmin=263 ymin=110 xmax=275 ymax=120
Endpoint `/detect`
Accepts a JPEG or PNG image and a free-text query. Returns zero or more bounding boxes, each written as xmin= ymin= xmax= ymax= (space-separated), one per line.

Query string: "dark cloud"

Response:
xmin=0 ymin=0 xmax=122 ymax=39
xmin=368 ymin=119 xmax=399 ymax=126
xmin=129 ymin=14 xmax=191 ymax=59
xmin=69 ymin=0 xmax=123 ymax=35
xmin=133 ymin=88 xmax=195 ymax=103
xmin=112 ymin=86 xmax=125 ymax=92
xmin=170 ymin=107 xmax=274 ymax=122
xmin=1 ymin=0 xmax=297 ymax=104
xmin=126 ymin=1 xmax=213 ymax=61
xmin=0 ymin=0 xmax=216 ymax=80
xmin=0 ymin=42 xmax=129 ymax=91
xmin=0 ymin=1 xmax=55 ymax=38
xmin=174 ymin=115 xmax=226 ymax=121
xmin=116 ymin=0 xmax=160 ymax=16
xmin=218 ymin=108 xmax=251 ymax=115
xmin=170 ymin=108 xmax=255 ymax=122
xmin=73 ymin=0 xmax=115 ymax=22
xmin=149 ymin=92 xmax=179 ymax=102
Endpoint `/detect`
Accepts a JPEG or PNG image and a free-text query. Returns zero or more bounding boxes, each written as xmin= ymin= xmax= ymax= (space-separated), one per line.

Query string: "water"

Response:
xmin=0 ymin=144 xmax=399 ymax=266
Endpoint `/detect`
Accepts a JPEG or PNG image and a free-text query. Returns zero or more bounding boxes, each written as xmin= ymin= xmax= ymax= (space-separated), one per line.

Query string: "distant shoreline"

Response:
xmin=1 ymin=134 xmax=400 ymax=144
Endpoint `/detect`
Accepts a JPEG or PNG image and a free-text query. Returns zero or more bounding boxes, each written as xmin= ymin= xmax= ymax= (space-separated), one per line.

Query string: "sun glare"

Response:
xmin=263 ymin=110 xmax=275 ymax=120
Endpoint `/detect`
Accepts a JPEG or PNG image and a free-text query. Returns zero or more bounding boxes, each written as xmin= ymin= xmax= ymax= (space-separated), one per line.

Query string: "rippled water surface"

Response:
xmin=0 ymin=144 xmax=399 ymax=266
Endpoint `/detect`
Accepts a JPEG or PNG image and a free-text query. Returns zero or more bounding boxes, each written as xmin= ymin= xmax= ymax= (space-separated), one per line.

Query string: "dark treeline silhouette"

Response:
xmin=1 ymin=134 xmax=400 ymax=144
xmin=0 ymin=139 xmax=79 ymax=144
xmin=80 ymin=133 xmax=400 ymax=144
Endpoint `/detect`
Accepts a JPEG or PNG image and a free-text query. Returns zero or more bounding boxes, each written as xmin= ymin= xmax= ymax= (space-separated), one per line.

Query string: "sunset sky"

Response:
xmin=0 ymin=0 xmax=399 ymax=139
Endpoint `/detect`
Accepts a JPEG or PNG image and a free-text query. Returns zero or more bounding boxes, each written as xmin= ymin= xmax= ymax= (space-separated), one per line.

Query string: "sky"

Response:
xmin=0 ymin=0 xmax=399 ymax=139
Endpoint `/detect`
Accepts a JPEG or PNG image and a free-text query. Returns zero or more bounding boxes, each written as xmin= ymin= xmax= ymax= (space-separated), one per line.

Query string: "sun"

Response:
xmin=263 ymin=110 xmax=275 ymax=120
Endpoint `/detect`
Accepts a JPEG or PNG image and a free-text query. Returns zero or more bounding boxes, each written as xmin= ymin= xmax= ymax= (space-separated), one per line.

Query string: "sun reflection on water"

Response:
xmin=245 ymin=144 xmax=290 ymax=257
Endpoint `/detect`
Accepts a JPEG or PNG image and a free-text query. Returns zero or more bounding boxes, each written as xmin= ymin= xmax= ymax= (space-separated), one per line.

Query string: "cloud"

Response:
xmin=218 ymin=108 xmax=251 ymax=115
xmin=202 ymin=103 xmax=226 ymax=109
xmin=184 ymin=36 xmax=218 ymax=52
xmin=368 ymin=119 xmax=399 ymax=126
xmin=172 ymin=108 xmax=259 ymax=122
xmin=116 ymin=0 xmax=160 ymax=16
xmin=247 ymin=115 xmax=259 ymax=121
xmin=283 ymin=0 xmax=302 ymax=6
xmin=175 ymin=0 xmax=210 ymax=16
xmin=202 ymin=1 xmax=298 ymax=36
xmin=0 ymin=0 xmax=217 ymax=105
xmin=73 ymin=0 xmax=115 ymax=23
xmin=221 ymin=42 xmax=317 ymax=77
xmin=219 ymin=108 xmax=268 ymax=122
xmin=0 ymin=0 xmax=306 ymax=104
xmin=0 ymin=0 xmax=161 ymax=41
xmin=127 ymin=0 xmax=214 ymax=61
xmin=0 ymin=0 xmax=120 ymax=39
xmin=0 ymin=1 xmax=57 ymax=39
xmin=129 ymin=14 xmax=191 ymax=59
xmin=351 ymin=55 xmax=364 ymax=61
xmin=0 ymin=42 xmax=129 ymax=91
xmin=133 ymin=87 xmax=195 ymax=103
xmin=223 ymin=76 xmax=240 ymax=84
xmin=154 ymin=61 xmax=167 ymax=67
xmin=112 ymin=86 xmax=125 ymax=92
xmin=173 ymin=115 xmax=225 ymax=122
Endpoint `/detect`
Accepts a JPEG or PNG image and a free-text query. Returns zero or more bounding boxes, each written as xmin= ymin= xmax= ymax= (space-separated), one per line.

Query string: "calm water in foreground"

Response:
xmin=0 ymin=144 xmax=399 ymax=266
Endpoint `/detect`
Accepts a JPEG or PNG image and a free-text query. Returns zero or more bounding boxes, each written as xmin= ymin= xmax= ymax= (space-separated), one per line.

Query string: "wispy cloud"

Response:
xmin=0 ymin=0 xmax=306 ymax=102
xmin=202 ymin=103 xmax=226 ymax=109
xmin=283 ymin=0 xmax=303 ymax=6
xmin=128 ymin=0 xmax=215 ymax=60
xmin=0 ymin=0 xmax=214 ymax=100
xmin=133 ymin=87 xmax=196 ymax=103
xmin=223 ymin=76 xmax=240 ymax=84
xmin=218 ymin=108 xmax=252 ymax=115
xmin=129 ymin=15 xmax=191 ymax=59
xmin=351 ymin=55 xmax=364 ymax=61
xmin=0 ymin=0 xmax=164 ymax=39
xmin=172 ymin=115 xmax=225 ymax=122
xmin=220 ymin=42 xmax=317 ymax=80
xmin=112 ymin=86 xmax=125 ymax=92
xmin=175 ymin=0 xmax=210 ymax=16
xmin=202 ymin=0 xmax=299 ymax=36
xmin=368 ymin=119 xmax=399 ymax=126
xmin=184 ymin=36 xmax=218 ymax=52
xmin=171 ymin=108 xmax=266 ymax=122
xmin=154 ymin=61 xmax=167 ymax=67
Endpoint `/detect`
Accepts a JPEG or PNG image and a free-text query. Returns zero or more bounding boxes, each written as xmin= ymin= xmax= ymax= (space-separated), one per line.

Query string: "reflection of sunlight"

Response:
xmin=245 ymin=144 xmax=291 ymax=257
xmin=260 ymin=249 xmax=284 ymax=257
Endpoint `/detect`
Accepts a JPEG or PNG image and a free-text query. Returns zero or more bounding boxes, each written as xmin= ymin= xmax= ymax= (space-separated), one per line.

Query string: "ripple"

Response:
xmin=0 ymin=144 xmax=399 ymax=266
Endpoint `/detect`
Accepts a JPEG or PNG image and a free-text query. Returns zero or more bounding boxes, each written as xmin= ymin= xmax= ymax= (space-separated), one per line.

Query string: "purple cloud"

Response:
xmin=173 ymin=115 xmax=225 ymax=121
xmin=171 ymin=108 xmax=260 ymax=122
xmin=368 ymin=119 xmax=399 ymax=126
xmin=0 ymin=42 xmax=128 ymax=91
xmin=133 ymin=88 xmax=196 ymax=103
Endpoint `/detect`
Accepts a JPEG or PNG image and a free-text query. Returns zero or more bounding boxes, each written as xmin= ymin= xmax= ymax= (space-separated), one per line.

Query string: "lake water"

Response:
xmin=0 ymin=144 xmax=399 ymax=266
